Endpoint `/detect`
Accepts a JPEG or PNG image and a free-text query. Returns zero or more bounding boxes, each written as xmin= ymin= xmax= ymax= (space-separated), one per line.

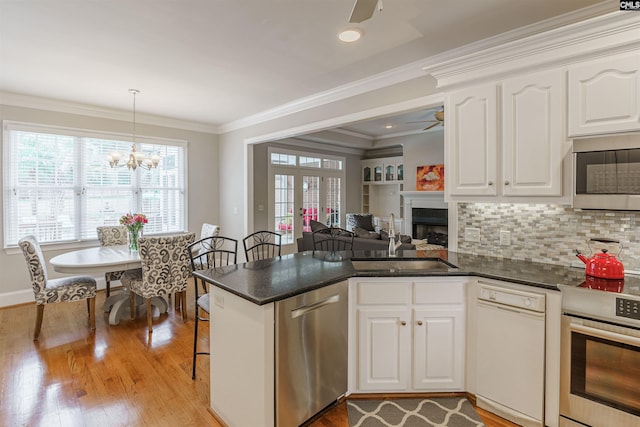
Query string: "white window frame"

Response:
xmin=2 ymin=120 xmax=188 ymax=249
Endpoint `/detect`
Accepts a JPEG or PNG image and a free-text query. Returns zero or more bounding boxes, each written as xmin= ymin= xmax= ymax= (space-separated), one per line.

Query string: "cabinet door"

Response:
xmin=502 ymin=69 xmax=564 ymax=196
xmin=447 ymin=84 xmax=498 ymax=196
xmin=412 ymin=307 xmax=465 ymax=390
xmin=568 ymin=53 xmax=640 ymax=137
xmin=357 ymin=309 xmax=410 ymax=391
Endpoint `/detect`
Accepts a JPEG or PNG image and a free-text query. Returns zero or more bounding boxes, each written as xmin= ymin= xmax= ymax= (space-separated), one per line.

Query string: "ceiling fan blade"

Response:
xmin=349 ymin=0 xmax=378 ymax=23
xmin=423 ymin=122 xmax=441 ymax=131
xmin=406 ymin=120 xmax=436 ymax=124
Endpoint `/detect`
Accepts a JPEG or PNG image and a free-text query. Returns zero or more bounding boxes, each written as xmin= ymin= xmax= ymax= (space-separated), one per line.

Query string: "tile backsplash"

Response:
xmin=457 ymin=203 xmax=640 ymax=272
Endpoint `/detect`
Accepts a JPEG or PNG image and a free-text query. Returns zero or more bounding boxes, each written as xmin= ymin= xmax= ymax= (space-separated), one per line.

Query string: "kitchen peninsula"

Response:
xmin=193 ymin=250 xmax=587 ymax=427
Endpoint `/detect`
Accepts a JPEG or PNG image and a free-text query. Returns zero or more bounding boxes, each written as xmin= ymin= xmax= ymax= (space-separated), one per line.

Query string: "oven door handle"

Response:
xmin=571 ymin=322 xmax=640 ymax=347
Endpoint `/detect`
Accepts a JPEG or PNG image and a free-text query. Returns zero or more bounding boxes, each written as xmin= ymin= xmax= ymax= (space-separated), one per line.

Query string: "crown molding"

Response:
xmin=425 ymin=10 xmax=640 ymax=89
xmin=222 ymin=2 xmax=615 ymax=134
xmin=244 ymin=93 xmax=444 ymax=145
xmin=0 ymin=91 xmax=221 ymax=134
xmin=274 ymin=137 xmax=367 ymax=156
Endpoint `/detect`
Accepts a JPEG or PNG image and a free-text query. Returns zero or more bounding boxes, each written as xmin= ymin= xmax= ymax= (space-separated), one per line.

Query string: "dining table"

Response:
xmin=50 ymin=245 xmax=168 ymax=325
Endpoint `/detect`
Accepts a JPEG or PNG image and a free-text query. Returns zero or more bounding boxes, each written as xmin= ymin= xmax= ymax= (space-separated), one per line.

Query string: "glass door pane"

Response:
xmin=325 ymin=177 xmax=341 ymax=227
xmin=274 ymin=174 xmax=294 ymax=245
xmin=302 ymin=176 xmax=320 ymax=232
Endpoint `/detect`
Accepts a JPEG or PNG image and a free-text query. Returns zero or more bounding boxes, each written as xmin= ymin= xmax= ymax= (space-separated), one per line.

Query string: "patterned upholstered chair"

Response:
xmin=96 ymin=225 xmax=129 ymax=297
xmin=200 ymin=223 xmax=220 ymax=240
xmin=188 ymin=235 xmax=238 ymax=379
xmin=242 ymin=230 xmax=282 ymax=262
xmin=189 ymin=223 xmax=221 ymax=271
xmin=18 ymin=235 xmax=97 ymax=340
xmin=121 ymin=233 xmax=196 ymax=333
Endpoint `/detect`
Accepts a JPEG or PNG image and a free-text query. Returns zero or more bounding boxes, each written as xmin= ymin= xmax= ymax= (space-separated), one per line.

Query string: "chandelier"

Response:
xmin=107 ymin=89 xmax=160 ymax=171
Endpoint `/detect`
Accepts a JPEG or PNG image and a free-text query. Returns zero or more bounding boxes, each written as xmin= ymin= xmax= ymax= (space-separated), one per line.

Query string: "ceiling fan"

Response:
xmin=349 ymin=0 xmax=383 ymax=23
xmin=406 ymin=109 xmax=445 ymax=131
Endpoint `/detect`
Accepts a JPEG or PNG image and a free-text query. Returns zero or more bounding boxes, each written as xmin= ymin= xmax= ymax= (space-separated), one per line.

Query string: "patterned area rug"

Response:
xmin=347 ymin=397 xmax=485 ymax=427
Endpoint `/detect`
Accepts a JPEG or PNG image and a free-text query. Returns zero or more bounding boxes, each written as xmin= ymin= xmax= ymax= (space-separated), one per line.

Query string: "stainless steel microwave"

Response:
xmin=573 ymin=134 xmax=640 ymax=210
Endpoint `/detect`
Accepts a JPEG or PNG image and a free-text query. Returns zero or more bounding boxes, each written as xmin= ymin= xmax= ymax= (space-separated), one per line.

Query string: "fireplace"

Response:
xmin=412 ymin=208 xmax=448 ymax=247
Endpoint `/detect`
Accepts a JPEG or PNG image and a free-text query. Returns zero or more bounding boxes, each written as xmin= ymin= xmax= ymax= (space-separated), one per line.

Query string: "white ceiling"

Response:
xmin=0 ymin=0 xmax=612 ymax=133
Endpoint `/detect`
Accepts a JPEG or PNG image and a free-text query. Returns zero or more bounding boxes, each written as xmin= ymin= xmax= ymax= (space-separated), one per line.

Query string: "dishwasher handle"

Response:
xmin=291 ymin=294 xmax=341 ymax=319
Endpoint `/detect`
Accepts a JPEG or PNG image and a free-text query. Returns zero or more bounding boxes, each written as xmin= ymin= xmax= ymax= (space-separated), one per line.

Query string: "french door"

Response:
xmin=272 ymin=172 xmax=342 ymax=247
xmin=269 ymin=149 xmax=345 ymax=249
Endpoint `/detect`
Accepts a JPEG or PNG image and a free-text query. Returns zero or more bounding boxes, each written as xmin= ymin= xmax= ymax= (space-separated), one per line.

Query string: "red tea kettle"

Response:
xmin=575 ymin=238 xmax=625 ymax=279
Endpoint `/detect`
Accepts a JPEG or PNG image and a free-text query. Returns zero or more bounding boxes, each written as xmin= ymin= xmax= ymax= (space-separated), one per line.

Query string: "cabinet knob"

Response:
xmin=488 ymin=181 xmax=494 ymax=186
xmin=400 ymin=320 xmax=407 ymax=326
xmin=505 ymin=180 xmax=510 ymax=186
xmin=417 ymin=320 xmax=423 ymax=326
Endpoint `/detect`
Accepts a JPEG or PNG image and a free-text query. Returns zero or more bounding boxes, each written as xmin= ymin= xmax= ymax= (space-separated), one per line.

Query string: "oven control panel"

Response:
xmin=616 ymin=297 xmax=640 ymax=321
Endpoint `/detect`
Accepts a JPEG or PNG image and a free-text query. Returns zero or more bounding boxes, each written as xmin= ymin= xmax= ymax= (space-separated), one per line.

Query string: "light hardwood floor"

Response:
xmin=0 ymin=281 xmax=517 ymax=427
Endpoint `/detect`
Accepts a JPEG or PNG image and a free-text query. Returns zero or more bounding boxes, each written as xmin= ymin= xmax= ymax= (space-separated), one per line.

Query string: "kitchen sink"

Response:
xmin=350 ymin=258 xmax=457 ymax=272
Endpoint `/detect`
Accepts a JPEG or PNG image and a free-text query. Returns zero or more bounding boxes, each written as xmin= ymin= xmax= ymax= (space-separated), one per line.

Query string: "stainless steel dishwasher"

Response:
xmin=275 ymin=281 xmax=348 ymax=427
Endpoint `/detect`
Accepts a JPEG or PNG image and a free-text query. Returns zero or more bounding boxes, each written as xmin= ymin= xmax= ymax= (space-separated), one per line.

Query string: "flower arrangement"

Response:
xmin=120 ymin=213 xmax=148 ymax=251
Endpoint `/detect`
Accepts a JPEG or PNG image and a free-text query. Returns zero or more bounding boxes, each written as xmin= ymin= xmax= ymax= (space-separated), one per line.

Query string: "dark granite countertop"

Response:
xmin=193 ymin=249 xmax=607 ymax=305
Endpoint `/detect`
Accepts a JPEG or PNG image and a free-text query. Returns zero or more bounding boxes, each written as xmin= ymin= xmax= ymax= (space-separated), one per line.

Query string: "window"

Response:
xmin=269 ymin=148 xmax=345 ymax=245
xmin=3 ymin=121 xmax=186 ymax=247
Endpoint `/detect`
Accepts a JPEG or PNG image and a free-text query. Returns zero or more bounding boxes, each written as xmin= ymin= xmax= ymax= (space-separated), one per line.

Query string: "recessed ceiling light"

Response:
xmin=385 ymin=125 xmax=393 ymax=129
xmin=338 ymin=29 xmax=362 ymax=43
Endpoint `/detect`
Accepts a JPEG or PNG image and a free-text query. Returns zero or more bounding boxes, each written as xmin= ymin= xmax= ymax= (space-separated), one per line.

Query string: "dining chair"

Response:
xmin=188 ymin=235 xmax=238 ymax=379
xmin=312 ymin=227 xmax=355 ymax=252
xmin=18 ymin=235 xmax=97 ymax=340
xmin=200 ymin=223 xmax=220 ymax=240
xmin=121 ymin=233 xmax=196 ymax=333
xmin=96 ymin=225 xmax=129 ymax=297
xmin=243 ymin=230 xmax=282 ymax=261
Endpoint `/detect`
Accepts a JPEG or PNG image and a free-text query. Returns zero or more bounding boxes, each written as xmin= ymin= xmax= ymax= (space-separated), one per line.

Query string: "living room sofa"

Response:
xmin=296 ymin=232 xmax=415 ymax=252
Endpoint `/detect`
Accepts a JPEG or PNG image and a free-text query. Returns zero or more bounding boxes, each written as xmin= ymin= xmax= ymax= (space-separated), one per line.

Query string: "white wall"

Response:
xmin=399 ymin=130 xmax=445 ymax=191
xmin=0 ymin=104 xmax=219 ymax=307
xmin=217 ymin=75 xmax=441 ymax=246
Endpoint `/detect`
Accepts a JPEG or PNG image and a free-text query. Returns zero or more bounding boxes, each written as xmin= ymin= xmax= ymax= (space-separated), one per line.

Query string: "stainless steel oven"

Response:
xmin=559 ymin=280 xmax=640 ymax=427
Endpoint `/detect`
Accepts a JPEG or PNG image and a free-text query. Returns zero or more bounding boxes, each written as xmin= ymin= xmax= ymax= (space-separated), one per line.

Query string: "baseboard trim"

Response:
xmin=0 ymin=278 xmax=113 ymax=309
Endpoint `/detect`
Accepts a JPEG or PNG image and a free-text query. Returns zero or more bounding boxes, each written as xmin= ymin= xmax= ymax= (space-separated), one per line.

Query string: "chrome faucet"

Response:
xmin=388 ymin=213 xmax=402 ymax=257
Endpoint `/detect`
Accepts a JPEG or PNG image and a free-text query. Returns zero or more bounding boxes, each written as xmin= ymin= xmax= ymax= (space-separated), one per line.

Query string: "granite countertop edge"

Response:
xmin=194 ymin=250 xmax=592 ymax=306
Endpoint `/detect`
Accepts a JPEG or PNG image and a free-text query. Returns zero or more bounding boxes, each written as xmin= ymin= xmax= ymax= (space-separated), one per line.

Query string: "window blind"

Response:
xmin=3 ymin=121 xmax=186 ymax=247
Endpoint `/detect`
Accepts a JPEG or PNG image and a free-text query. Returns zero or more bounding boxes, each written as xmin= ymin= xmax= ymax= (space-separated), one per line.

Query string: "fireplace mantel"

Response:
xmin=400 ymin=191 xmax=448 ymax=238
xmin=400 ymin=191 xmax=447 ymax=209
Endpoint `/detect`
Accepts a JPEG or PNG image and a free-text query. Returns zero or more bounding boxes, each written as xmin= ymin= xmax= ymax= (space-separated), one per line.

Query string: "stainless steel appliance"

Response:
xmin=275 ymin=281 xmax=348 ymax=427
xmin=559 ymin=279 xmax=640 ymax=426
xmin=573 ymin=133 xmax=640 ymax=210
xmin=476 ymin=282 xmax=546 ymax=427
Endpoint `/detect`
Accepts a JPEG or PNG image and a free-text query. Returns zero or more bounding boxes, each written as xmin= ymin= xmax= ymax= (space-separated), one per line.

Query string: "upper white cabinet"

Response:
xmin=502 ymin=69 xmax=564 ymax=196
xmin=446 ymin=68 xmax=565 ymax=199
xmin=447 ymin=85 xmax=498 ymax=197
xmin=568 ymin=52 xmax=640 ymax=137
xmin=362 ymin=157 xmax=403 ymax=184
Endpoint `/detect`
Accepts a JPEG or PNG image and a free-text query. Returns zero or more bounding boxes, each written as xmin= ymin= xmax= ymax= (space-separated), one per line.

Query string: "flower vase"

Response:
xmin=129 ymin=228 xmax=141 ymax=252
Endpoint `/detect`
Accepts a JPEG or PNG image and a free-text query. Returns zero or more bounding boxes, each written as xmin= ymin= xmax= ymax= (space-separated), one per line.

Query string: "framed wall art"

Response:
xmin=416 ymin=164 xmax=444 ymax=191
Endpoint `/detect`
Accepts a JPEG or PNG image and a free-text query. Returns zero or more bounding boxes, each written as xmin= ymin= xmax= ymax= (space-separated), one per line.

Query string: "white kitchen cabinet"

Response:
xmin=568 ymin=52 xmax=640 ymax=137
xmin=349 ymin=277 xmax=466 ymax=393
xmin=413 ymin=307 xmax=465 ymax=390
xmin=446 ymin=69 xmax=565 ymax=199
xmin=357 ymin=308 xmax=410 ymax=391
xmin=502 ymin=69 xmax=564 ymax=196
xmin=447 ymin=84 xmax=498 ymax=196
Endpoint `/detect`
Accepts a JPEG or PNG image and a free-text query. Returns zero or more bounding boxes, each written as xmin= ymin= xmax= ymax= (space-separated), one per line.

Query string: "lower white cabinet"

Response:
xmin=349 ymin=277 xmax=466 ymax=393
